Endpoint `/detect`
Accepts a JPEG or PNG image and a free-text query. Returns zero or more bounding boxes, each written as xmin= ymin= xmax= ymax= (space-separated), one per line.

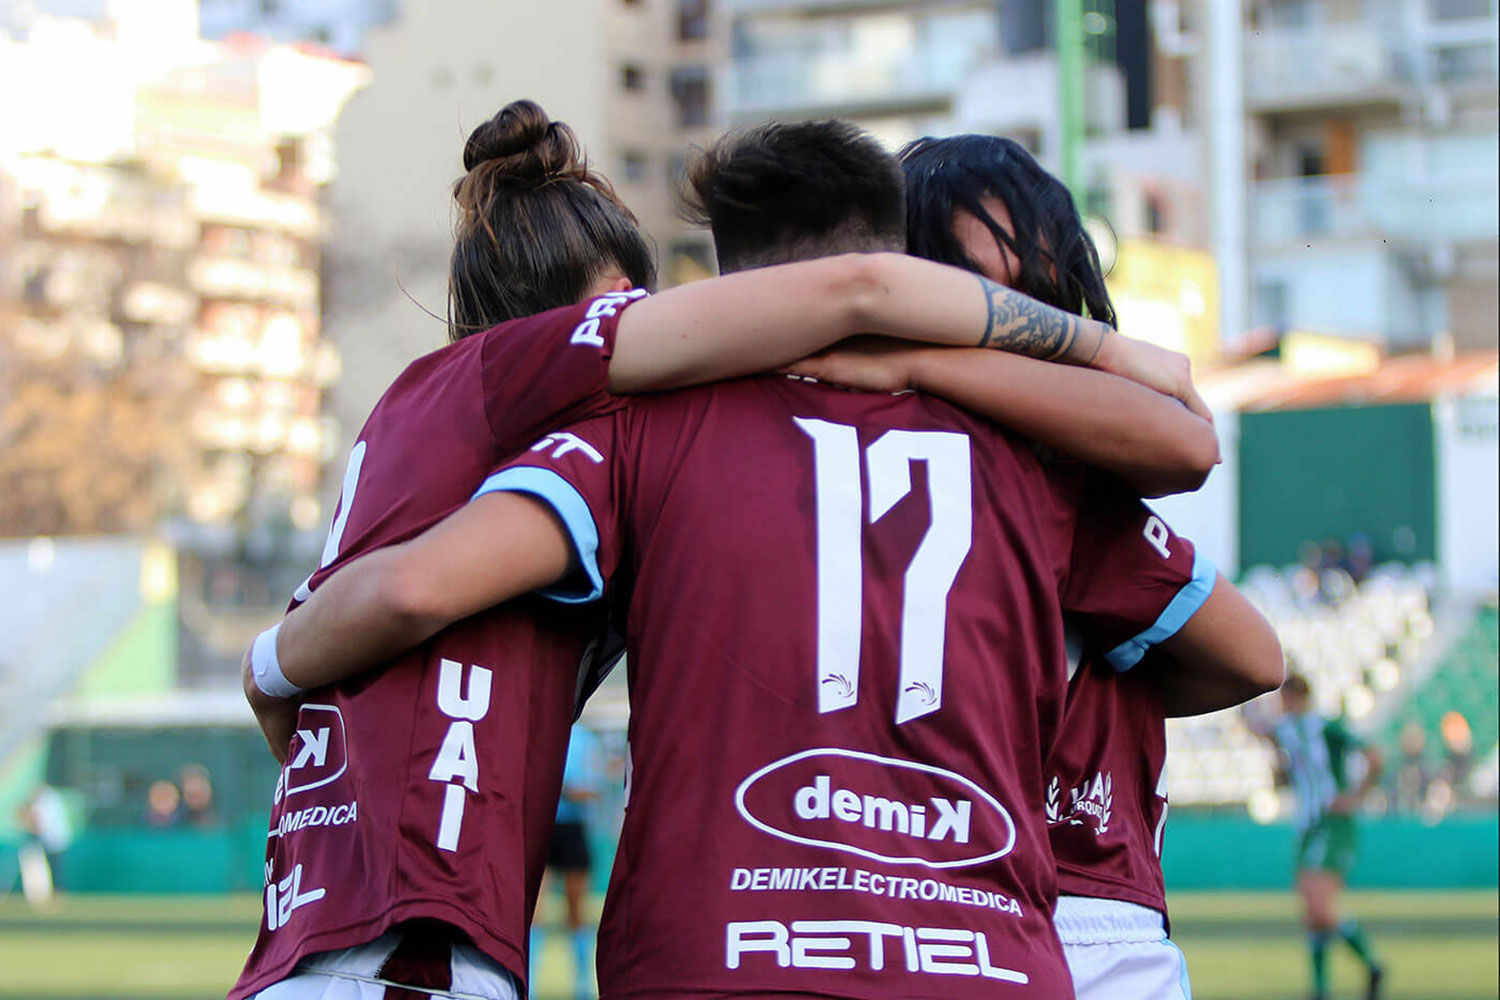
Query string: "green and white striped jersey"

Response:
xmin=1271 ymin=712 xmax=1361 ymax=831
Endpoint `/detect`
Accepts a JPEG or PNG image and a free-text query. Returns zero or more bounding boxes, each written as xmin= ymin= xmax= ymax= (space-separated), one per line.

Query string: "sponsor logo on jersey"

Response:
xmin=531 ymin=431 xmax=604 ymax=464
xmin=269 ymin=800 xmax=359 ymax=840
xmin=725 ymin=918 xmax=1027 ymax=984
xmin=735 ymin=748 xmax=1016 ymax=869
xmin=570 ymin=288 xmax=648 ymax=348
xmin=728 ymin=866 xmax=1024 ymax=918
xmin=1044 ymin=771 xmax=1113 ymax=836
xmin=428 ymin=658 xmax=493 ymax=853
xmin=265 ymin=862 xmax=325 ymax=931
xmin=275 ymin=704 xmax=349 ymax=801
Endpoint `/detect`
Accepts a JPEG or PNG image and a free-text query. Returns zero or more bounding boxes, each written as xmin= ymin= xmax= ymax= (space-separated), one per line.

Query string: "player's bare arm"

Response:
xmin=975 ymin=272 xmax=1096 ymax=361
xmin=784 ymin=338 xmax=1219 ymax=497
xmin=1152 ymin=578 xmax=1286 ymax=717
xmin=243 ymin=491 xmax=574 ymax=759
xmin=1331 ymin=745 xmax=1384 ymax=814
xmin=607 ymin=252 xmax=1115 ymax=393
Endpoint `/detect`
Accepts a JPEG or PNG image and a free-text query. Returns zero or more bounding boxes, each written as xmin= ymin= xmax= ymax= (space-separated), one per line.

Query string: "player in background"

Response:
xmin=536 ymin=723 xmax=607 ymax=999
xmin=252 ymin=120 xmax=1284 ymax=999
xmin=1252 ymin=674 xmax=1386 ymax=1000
xmin=233 ymin=97 xmax=1212 ymax=1000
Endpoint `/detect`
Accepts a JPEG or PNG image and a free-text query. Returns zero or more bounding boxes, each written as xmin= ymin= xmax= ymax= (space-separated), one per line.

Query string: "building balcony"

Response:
xmin=186 ymin=184 xmax=321 ymax=239
xmin=1252 ymin=173 xmax=1498 ymax=249
xmin=187 ymin=254 xmax=318 ymax=309
xmin=730 ymin=44 xmax=980 ymax=118
xmin=1245 ymin=22 xmax=1416 ymax=112
xmin=726 ymin=0 xmax=927 ymax=14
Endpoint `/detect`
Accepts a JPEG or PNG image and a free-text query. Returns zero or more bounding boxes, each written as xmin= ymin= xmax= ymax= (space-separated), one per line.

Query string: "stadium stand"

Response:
xmin=1381 ymin=605 xmax=1500 ymax=800
xmin=0 ymin=537 xmax=149 ymax=768
xmin=1165 ymin=562 xmax=1467 ymax=810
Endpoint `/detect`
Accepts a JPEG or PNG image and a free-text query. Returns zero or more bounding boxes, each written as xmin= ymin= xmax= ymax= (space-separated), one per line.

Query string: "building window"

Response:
xmin=621 ymin=151 xmax=648 ymax=184
xmin=621 ymin=63 xmax=645 ymax=92
xmin=678 ymin=0 xmax=710 ymax=41
xmin=1144 ymin=192 xmax=1167 ymax=235
xmin=1430 ymin=0 xmax=1493 ymax=20
xmin=1256 ymin=279 xmax=1289 ymax=331
xmin=670 ymin=66 xmax=710 ymax=128
xmin=1433 ymin=42 xmax=1496 ymax=82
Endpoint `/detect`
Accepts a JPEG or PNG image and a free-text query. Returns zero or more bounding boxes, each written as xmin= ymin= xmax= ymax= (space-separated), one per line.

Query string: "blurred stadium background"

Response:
xmin=0 ymin=1 xmax=1495 ymax=998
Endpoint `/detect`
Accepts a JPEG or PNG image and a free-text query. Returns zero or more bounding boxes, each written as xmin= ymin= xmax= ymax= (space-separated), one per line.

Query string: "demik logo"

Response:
xmin=734 ymin=748 xmax=1016 ymax=870
xmin=280 ymin=704 xmax=349 ymax=798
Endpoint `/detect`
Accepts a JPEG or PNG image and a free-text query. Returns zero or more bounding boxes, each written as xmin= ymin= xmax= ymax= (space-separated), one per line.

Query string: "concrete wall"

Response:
xmin=1435 ymin=391 xmax=1500 ymax=594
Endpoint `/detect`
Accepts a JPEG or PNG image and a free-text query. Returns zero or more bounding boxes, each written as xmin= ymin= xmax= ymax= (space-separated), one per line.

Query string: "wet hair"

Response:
xmin=680 ymin=119 xmax=906 ymax=273
xmin=448 ymin=99 xmax=656 ymax=342
xmin=900 ymin=134 xmax=1116 ymax=328
xmin=1282 ymin=674 xmax=1312 ymax=698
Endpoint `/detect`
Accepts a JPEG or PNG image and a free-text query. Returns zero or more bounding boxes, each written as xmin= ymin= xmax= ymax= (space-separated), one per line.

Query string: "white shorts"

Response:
xmin=1054 ymin=895 xmax=1192 ymax=1000
xmin=251 ymin=929 xmax=521 ymax=1000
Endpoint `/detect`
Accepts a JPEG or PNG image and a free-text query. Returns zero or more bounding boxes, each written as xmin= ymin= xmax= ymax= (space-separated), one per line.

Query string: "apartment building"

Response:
xmin=1242 ymin=0 xmax=1498 ymax=349
xmin=723 ymin=0 xmax=1496 ymax=355
xmin=726 ymin=0 xmax=1001 ymax=148
xmin=318 ymin=0 xmax=728 ymax=465
xmin=0 ymin=2 xmax=367 ymax=550
xmin=197 ymin=0 xmax=398 ymax=57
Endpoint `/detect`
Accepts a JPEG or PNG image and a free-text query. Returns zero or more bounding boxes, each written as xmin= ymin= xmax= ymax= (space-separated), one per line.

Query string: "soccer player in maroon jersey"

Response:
xmin=230 ymin=100 xmax=1208 ymax=1000
xmin=878 ymin=134 xmax=1283 ymax=999
xmin=252 ymin=120 xmax=1282 ymax=999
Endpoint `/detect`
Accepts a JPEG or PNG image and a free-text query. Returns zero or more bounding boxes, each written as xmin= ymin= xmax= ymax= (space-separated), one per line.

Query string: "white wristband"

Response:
xmin=251 ymin=623 xmax=304 ymax=699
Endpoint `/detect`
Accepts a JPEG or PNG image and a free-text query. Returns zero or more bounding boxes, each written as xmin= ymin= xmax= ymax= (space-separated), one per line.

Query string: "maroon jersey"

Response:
xmin=1046 ymin=512 xmax=1209 ymax=922
xmin=229 ymin=290 xmax=646 ymax=1000
xmin=478 ymin=378 xmax=1213 ymax=999
xmin=1045 ymin=658 xmax=1171 ymax=918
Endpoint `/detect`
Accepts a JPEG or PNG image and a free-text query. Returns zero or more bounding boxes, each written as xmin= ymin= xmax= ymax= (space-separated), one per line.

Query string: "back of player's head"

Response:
xmin=448 ymin=99 xmax=657 ymax=341
xmin=680 ymin=119 xmax=906 ymax=273
xmin=900 ymin=133 xmax=1116 ymax=328
xmin=1281 ymin=673 xmax=1312 ymax=699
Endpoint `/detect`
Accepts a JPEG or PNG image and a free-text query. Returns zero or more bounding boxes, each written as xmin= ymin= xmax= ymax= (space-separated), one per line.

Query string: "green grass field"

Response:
xmin=0 ymin=890 xmax=1493 ymax=1000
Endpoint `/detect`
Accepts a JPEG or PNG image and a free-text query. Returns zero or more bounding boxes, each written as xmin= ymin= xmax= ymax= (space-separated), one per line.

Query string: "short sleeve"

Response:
xmin=1325 ymin=718 xmax=1363 ymax=753
xmin=479 ymin=289 xmax=648 ymax=454
xmin=472 ymin=412 xmax=626 ymax=604
xmin=1062 ymin=470 xmax=1217 ymax=672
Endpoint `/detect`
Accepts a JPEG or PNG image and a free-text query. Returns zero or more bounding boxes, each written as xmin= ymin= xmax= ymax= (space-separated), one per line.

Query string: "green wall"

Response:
xmin=1163 ymin=813 xmax=1498 ymax=890
xmin=1238 ymin=403 xmax=1437 ymax=569
xmin=45 ymin=726 xmax=281 ymax=829
xmin=6 ymin=813 xmax=1494 ymax=895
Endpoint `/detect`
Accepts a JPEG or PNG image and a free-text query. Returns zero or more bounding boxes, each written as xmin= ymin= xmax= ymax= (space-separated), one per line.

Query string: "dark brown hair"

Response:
xmin=679 ymin=119 xmax=906 ymax=273
xmin=448 ymin=100 xmax=656 ymax=341
xmin=1282 ymin=674 xmax=1312 ymax=698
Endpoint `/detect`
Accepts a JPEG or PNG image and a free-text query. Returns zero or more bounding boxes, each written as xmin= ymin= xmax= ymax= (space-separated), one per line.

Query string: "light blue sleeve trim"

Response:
xmin=472 ymin=467 xmax=602 ymax=604
xmin=1104 ymin=547 xmax=1218 ymax=672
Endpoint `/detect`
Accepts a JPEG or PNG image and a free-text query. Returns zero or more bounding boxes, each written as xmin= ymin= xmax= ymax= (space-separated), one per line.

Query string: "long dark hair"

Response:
xmin=900 ymin=134 xmax=1116 ymax=328
xmin=448 ymin=100 xmax=656 ymax=342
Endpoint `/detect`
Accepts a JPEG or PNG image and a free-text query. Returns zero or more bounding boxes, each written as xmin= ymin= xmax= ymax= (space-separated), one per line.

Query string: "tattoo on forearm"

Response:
xmin=976 ymin=275 xmax=1080 ymax=361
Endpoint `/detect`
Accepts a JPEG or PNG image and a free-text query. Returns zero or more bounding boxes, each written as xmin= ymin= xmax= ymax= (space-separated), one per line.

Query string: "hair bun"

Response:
xmin=462 ymin=99 xmax=584 ymax=183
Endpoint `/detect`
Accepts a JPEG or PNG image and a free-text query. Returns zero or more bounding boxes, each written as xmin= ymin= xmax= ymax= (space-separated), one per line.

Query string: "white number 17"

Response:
xmin=796 ymin=418 xmax=973 ymax=725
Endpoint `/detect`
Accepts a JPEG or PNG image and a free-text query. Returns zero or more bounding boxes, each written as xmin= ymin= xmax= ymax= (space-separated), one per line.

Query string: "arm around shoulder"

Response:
xmin=1154 ymin=574 xmax=1286 ymax=717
